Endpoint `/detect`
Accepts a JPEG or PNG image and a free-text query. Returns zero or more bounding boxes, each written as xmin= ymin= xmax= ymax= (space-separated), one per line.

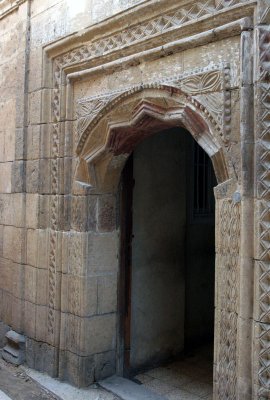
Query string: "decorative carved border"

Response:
xmin=216 ymin=199 xmax=240 ymax=400
xmin=255 ymin=25 xmax=270 ymax=398
xmin=43 ymin=0 xmax=254 ymax=391
xmin=76 ymin=63 xmax=231 ymax=155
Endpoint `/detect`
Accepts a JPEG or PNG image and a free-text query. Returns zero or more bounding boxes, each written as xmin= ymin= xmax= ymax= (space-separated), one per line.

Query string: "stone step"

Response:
xmin=99 ymin=375 xmax=166 ymax=400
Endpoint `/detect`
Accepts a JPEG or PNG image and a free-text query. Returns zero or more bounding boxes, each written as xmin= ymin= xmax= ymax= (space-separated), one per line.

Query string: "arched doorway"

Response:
xmin=74 ymin=85 xmax=236 ymax=396
xmin=120 ymin=127 xmax=215 ymax=397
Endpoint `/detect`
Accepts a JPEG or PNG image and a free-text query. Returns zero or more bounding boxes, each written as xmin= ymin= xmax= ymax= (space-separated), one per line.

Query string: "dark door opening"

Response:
xmin=119 ymin=127 xmax=216 ymax=387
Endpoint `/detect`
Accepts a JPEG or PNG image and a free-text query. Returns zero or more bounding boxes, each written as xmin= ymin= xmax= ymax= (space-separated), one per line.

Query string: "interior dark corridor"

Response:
xmin=120 ymin=127 xmax=215 ymax=398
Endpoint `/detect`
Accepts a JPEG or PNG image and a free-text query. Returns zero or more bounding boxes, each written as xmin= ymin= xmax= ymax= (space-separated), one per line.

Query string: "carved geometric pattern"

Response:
xmin=258 ymin=0 xmax=270 ymax=24
xmin=48 ymin=125 xmax=59 ymax=333
xmin=76 ymin=64 xmax=231 ymax=153
xmin=47 ymin=0 xmax=241 ymax=344
xmin=259 ymin=262 xmax=270 ymax=324
xmin=256 ymin=26 xmax=270 ymax=398
xmin=257 ymin=323 xmax=270 ymax=397
xmin=217 ymin=199 xmax=240 ymax=400
xmin=52 ymin=0 xmax=244 ymax=123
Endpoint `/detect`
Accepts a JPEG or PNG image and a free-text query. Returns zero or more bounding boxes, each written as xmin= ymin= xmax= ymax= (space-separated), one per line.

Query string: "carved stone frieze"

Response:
xmin=43 ymin=0 xmax=248 ymax=391
xmin=76 ymin=64 xmax=231 ymax=155
xmin=255 ymin=25 xmax=270 ymax=398
xmin=216 ymin=199 xmax=240 ymax=400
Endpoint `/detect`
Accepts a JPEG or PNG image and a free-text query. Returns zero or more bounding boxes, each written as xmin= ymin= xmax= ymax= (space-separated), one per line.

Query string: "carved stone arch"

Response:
xmin=74 ymin=83 xmax=231 ymax=193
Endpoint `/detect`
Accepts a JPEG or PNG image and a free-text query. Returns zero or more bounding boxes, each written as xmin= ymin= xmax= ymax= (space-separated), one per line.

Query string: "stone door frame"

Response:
xmin=32 ymin=0 xmax=270 ymax=398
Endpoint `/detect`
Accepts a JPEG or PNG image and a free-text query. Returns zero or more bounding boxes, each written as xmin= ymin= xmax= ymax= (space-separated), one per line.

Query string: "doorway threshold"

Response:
xmin=99 ymin=375 xmax=167 ymax=400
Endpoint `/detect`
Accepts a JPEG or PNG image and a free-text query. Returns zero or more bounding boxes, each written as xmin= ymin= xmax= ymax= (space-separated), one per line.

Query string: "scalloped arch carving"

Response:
xmin=75 ymin=83 xmax=229 ymax=191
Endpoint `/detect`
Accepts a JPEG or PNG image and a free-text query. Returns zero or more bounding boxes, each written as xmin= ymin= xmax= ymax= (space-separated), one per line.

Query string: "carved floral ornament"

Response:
xmin=74 ymin=65 xmax=231 ymax=192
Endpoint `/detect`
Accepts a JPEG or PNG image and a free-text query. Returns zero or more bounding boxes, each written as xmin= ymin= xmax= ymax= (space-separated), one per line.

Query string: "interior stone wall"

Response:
xmin=0 ymin=0 xmax=267 ymax=398
xmin=130 ymin=129 xmax=186 ymax=370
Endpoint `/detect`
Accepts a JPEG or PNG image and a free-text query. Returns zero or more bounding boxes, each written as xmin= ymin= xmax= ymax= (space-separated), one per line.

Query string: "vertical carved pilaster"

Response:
xmin=254 ymin=23 xmax=270 ymax=399
xmin=215 ymin=199 xmax=240 ymax=400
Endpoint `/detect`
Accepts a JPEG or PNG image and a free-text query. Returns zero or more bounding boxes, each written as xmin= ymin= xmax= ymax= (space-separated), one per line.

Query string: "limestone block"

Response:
xmin=0 ymin=290 xmax=3 ymax=320
xmin=61 ymin=274 xmax=97 ymax=317
xmin=97 ymin=195 xmax=117 ymax=232
xmin=59 ymin=312 xmax=82 ymax=353
xmin=97 ymin=274 xmax=118 ymax=315
xmin=0 ymin=132 xmax=4 ymax=162
xmin=231 ymin=89 xmax=240 ymax=144
xmin=0 ymin=162 xmax=12 ymax=193
xmin=2 ymin=330 xmax=25 ymax=366
xmin=94 ymin=350 xmax=116 ymax=381
xmin=62 ymin=231 xmax=88 ymax=275
xmin=37 ymin=229 xmax=49 ymax=270
xmin=26 ymin=159 xmax=39 ymax=193
xmin=35 ymin=305 xmax=48 ymax=343
xmin=28 ymin=91 xmax=42 ymax=125
xmin=24 ymin=301 xmax=36 ymax=338
xmin=36 ymin=267 xmax=48 ymax=306
xmin=11 ymin=296 xmax=23 ymax=333
xmin=26 ymin=338 xmax=58 ymax=377
xmin=57 ymin=195 xmax=71 ymax=231
xmin=26 ymin=194 xmax=39 ymax=229
xmin=86 ymin=232 xmax=118 ymax=274
xmin=26 ymin=229 xmax=38 ymax=267
xmin=28 ymin=47 xmax=43 ymax=93
xmin=0 ymin=225 xmax=3 ymax=257
xmin=71 ymin=195 xmax=98 ymax=232
xmin=83 ymin=314 xmax=116 ymax=355
xmin=58 ymin=157 xmax=72 ymax=195
xmin=39 ymin=158 xmax=51 ymax=194
xmin=12 ymin=262 xmax=24 ymax=299
xmin=38 ymin=195 xmax=50 ymax=229
xmin=24 ymin=265 xmax=37 ymax=304
xmin=0 ymin=257 xmax=13 ymax=294
xmin=11 ymin=160 xmax=25 ymax=193
xmin=15 ymin=128 xmax=24 ymax=160
xmin=37 ymin=307 xmax=60 ymax=347
xmin=3 ymin=226 xmax=24 ymax=264
xmin=40 ymin=124 xmax=51 ymax=159
xmin=0 ymin=98 xmax=16 ymax=161
xmin=27 ymin=125 xmax=41 ymax=160
xmin=30 ymin=1 xmax=68 ymax=47
xmin=28 ymin=89 xmax=51 ymax=125
xmin=2 ymin=291 xmax=12 ymax=326
xmin=61 ymin=312 xmax=116 ymax=356
xmin=0 ymin=321 xmax=10 ymax=348
xmin=58 ymin=350 xmax=94 ymax=387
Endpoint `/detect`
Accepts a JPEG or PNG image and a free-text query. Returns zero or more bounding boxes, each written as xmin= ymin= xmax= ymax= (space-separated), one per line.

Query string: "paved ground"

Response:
xmin=135 ymin=345 xmax=213 ymax=400
xmin=0 ymin=346 xmax=213 ymax=400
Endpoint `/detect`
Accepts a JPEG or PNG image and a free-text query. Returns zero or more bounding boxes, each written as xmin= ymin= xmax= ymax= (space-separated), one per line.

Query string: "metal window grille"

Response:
xmin=193 ymin=141 xmax=216 ymax=219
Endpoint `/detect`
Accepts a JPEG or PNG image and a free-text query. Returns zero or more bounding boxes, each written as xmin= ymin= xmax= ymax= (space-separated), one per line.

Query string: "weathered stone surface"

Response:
xmin=0 ymin=321 xmax=10 ymax=348
xmin=2 ymin=330 xmax=25 ymax=366
xmin=0 ymin=0 xmax=264 ymax=397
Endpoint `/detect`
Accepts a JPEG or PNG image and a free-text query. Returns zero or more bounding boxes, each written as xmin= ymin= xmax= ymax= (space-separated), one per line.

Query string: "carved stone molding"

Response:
xmin=42 ymin=0 xmax=252 ymax=390
xmin=74 ymin=64 xmax=231 ymax=191
xmin=255 ymin=25 xmax=270 ymax=399
xmin=0 ymin=0 xmax=26 ymax=20
xmin=76 ymin=64 xmax=231 ymax=152
xmin=215 ymin=199 xmax=240 ymax=400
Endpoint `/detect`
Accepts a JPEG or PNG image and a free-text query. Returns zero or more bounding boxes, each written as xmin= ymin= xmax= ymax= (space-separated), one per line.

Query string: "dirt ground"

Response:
xmin=0 ymin=357 xmax=121 ymax=400
xmin=0 ymin=358 xmax=60 ymax=400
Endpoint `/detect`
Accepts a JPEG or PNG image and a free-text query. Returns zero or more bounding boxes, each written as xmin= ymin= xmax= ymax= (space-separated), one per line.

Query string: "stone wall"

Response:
xmin=0 ymin=0 xmax=267 ymax=398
